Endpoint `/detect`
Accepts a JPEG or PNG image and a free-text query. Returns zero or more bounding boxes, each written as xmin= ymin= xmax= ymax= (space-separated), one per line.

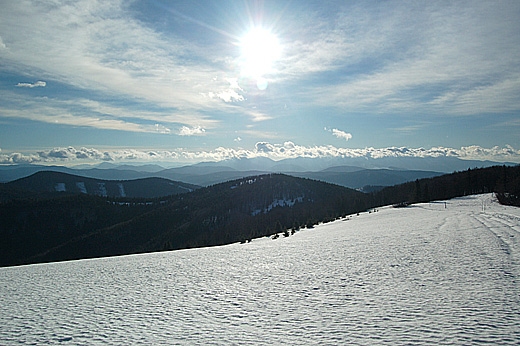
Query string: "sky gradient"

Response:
xmin=1 ymin=0 xmax=519 ymax=165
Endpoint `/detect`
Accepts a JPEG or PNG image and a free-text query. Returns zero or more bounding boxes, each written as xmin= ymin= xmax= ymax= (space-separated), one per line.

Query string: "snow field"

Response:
xmin=0 ymin=194 xmax=518 ymax=345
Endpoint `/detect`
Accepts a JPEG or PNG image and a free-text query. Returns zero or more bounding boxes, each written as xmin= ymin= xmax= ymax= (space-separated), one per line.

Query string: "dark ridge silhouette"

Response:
xmin=4 ymin=171 xmax=199 ymax=199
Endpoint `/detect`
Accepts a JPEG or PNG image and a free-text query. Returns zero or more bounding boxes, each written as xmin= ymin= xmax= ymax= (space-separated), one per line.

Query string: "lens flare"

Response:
xmin=239 ymin=27 xmax=281 ymax=87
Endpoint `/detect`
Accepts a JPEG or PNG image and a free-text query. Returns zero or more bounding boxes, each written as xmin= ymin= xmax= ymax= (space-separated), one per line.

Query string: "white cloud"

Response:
xmin=0 ymin=1 xmax=519 ymax=155
xmin=331 ymin=129 xmax=352 ymax=141
xmin=248 ymin=110 xmax=273 ymax=122
xmin=0 ymin=1 xmax=284 ymax=135
xmin=283 ymin=141 xmax=296 ymax=149
xmin=16 ymin=81 xmax=46 ymax=88
xmin=391 ymin=123 xmax=429 ymax=133
xmin=0 ymin=1 xmax=518 ymax=125
xmin=0 ymin=103 xmax=148 ymax=133
xmin=34 ymin=146 xmax=111 ymax=161
xmin=178 ymin=126 xmax=206 ymax=136
xmin=209 ymin=78 xmax=245 ymax=103
xmin=211 ymin=90 xmax=245 ymax=103
xmin=284 ymin=2 xmax=520 ymax=116
xmin=0 ymin=91 xmax=218 ymax=134
xmin=1 ymin=144 xmax=519 ymax=165
xmin=155 ymin=124 xmax=171 ymax=134
xmin=0 ymin=1 xmax=237 ymax=118
xmin=255 ymin=142 xmax=275 ymax=153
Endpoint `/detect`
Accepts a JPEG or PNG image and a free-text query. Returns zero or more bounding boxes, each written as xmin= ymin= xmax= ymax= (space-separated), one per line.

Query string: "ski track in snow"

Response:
xmin=0 ymin=193 xmax=519 ymax=345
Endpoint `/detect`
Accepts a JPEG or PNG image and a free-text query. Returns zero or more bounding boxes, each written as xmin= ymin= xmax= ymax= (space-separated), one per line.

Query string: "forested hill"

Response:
xmin=0 ymin=174 xmax=370 ymax=267
xmin=3 ymin=171 xmax=198 ymax=199
xmin=1 ymin=166 xmax=519 ymax=267
xmin=372 ymin=165 xmax=520 ymax=207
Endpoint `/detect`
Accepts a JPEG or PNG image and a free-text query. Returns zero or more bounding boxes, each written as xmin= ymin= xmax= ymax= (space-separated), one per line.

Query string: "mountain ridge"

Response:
xmin=3 ymin=171 xmax=199 ymax=199
xmin=1 ymin=155 xmax=516 ymax=184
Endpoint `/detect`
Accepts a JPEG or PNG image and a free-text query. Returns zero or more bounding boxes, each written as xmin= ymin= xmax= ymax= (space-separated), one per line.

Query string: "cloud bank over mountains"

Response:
xmin=1 ymin=144 xmax=518 ymax=166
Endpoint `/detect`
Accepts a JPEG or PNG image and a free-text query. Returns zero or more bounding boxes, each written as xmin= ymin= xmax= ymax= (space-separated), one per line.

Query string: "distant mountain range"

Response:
xmin=1 ymin=155 xmax=512 ymax=189
xmin=186 ymin=156 xmax=515 ymax=173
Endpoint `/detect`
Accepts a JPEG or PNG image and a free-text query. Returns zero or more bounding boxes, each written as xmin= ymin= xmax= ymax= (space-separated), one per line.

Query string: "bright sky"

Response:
xmin=0 ymin=0 xmax=519 ymax=165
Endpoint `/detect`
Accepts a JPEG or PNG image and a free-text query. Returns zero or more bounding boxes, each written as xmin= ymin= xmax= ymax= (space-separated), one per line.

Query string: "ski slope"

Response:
xmin=1 ymin=194 xmax=519 ymax=345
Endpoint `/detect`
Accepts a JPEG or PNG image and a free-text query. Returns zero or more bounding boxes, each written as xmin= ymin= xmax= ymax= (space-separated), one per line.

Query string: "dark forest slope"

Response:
xmin=0 ymin=174 xmax=369 ymax=266
xmin=4 ymin=171 xmax=198 ymax=199
xmin=372 ymin=165 xmax=520 ymax=207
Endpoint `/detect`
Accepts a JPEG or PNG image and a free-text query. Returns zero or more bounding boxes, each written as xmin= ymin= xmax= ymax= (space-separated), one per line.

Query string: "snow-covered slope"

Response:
xmin=0 ymin=194 xmax=518 ymax=345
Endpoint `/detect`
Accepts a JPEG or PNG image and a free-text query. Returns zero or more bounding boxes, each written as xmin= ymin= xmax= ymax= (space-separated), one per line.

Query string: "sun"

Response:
xmin=239 ymin=27 xmax=281 ymax=85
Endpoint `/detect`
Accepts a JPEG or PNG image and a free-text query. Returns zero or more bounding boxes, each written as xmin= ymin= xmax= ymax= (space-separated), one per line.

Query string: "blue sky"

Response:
xmin=0 ymin=0 xmax=519 ymax=165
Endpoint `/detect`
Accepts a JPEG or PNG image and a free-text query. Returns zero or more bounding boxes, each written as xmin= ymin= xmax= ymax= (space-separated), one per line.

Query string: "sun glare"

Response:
xmin=239 ymin=27 xmax=281 ymax=88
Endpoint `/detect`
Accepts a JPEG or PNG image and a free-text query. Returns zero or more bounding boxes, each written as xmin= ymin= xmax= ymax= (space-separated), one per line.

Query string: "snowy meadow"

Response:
xmin=1 ymin=194 xmax=519 ymax=345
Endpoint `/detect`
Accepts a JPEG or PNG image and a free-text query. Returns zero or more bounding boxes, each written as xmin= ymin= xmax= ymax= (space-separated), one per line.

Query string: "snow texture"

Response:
xmin=117 ymin=183 xmax=126 ymax=197
xmin=54 ymin=183 xmax=66 ymax=192
xmin=176 ymin=184 xmax=193 ymax=193
xmin=97 ymin=182 xmax=107 ymax=197
xmin=252 ymin=196 xmax=304 ymax=215
xmin=0 ymin=194 xmax=519 ymax=345
xmin=231 ymin=178 xmax=257 ymax=189
xmin=75 ymin=182 xmax=87 ymax=194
